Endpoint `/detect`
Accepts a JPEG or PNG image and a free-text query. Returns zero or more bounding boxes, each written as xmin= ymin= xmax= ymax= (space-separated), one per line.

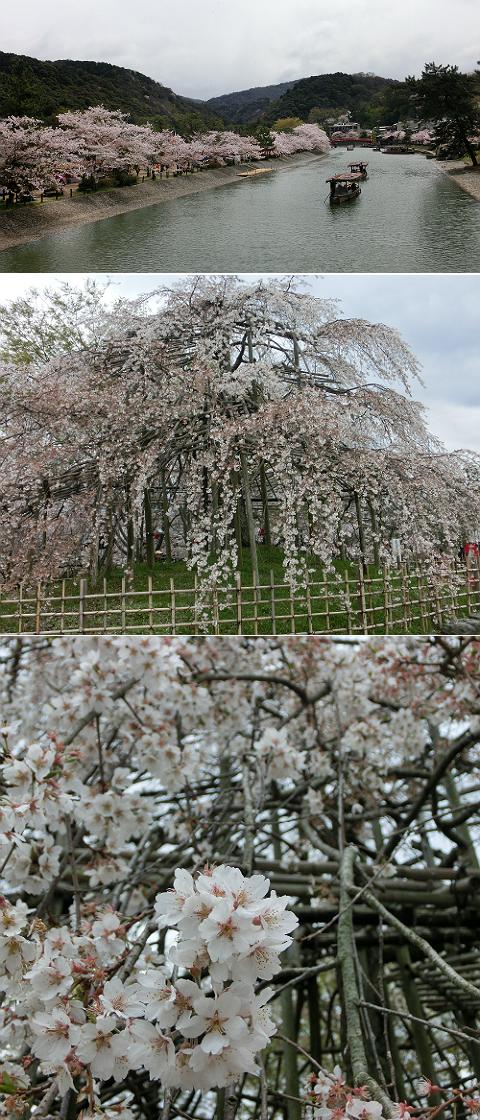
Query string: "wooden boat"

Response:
xmin=381 ymin=145 xmax=415 ymax=155
xmin=327 ymin=172 xmax=362 ymax=203
xmin=348 ymin=160 xmax=368 ymax=179
xmin=238 ymin=167 xmax=274 ymax=178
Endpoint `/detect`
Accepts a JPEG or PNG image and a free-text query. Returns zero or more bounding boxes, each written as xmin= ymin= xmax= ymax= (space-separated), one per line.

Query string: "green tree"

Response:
xmin=254 ymin=123 xmax=275 ymax=153
xmin=307 ymin=105 xmax=344 ymax=125
xmin=407 ymin=62 xmax=480 ymax=165
xmin=273 ymin=115 xmax=304 ymax=131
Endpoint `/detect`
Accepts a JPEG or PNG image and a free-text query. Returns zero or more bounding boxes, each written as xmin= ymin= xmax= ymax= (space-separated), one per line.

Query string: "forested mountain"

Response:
xmin=205 ymin=79 xmax=298 ymax=123
xmin=0 ymin=54 xmax=412 ymax=133
xmin=262 ymin=71 xmax=406 ymax=126
xmin=0 ymin=52 xmax=223 ymax=132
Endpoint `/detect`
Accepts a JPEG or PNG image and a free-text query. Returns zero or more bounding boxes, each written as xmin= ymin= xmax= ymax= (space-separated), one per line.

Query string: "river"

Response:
xmin=1 ymin=148 xmax=479 ymax=272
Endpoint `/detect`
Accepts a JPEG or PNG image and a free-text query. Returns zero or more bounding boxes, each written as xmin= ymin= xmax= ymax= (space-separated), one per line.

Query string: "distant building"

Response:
xmin=331 ymin=120 xmax=361 ymax=135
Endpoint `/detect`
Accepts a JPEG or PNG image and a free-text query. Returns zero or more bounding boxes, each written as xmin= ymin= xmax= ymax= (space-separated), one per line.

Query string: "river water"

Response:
xmin=1 ymin=148 xmax=479 ymax=272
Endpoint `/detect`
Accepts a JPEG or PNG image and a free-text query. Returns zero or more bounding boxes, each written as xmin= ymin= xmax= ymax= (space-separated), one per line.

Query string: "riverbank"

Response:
xmin=0 ymin=153 xmax=322 ymax=252
xmin=437 ymin=160 xmax=480 ymax=201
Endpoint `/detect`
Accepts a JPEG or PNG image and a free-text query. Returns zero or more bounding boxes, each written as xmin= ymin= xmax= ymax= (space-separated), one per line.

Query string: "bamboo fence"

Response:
xmin=1 ymin=559 xmax=480 ymax=636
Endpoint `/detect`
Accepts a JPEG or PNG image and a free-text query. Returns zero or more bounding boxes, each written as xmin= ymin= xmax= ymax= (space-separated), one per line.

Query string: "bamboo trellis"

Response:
xmin=1 ymin=560 xmax=479 ymax=635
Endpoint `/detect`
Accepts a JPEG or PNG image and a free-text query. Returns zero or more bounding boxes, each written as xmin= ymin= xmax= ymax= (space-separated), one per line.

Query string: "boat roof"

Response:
xmin=348 ymin=160 xmax=368 ymax=166
xmin=327 ymin=173 xmax=363 ymax=182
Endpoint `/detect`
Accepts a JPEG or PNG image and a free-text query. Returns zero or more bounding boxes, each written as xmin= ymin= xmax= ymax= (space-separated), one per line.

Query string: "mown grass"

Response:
xmin=0 ymin=547 xmax=474 ymax=636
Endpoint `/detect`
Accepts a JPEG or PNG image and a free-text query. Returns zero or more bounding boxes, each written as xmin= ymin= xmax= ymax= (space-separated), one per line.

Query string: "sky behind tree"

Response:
xmin=0 ymin=271 xmax=478 ymax=452
xmin=0 ymin=0 xmax=478 ymax=99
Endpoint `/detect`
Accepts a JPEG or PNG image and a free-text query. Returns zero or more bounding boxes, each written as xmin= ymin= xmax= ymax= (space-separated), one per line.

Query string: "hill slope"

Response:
xmin=206 ymin=80 xmax=299 ymax=124
xmin=0 ymin=52 xmax=223 ymax=132
xmin=262 ymin=71 xmax=401 ymax=126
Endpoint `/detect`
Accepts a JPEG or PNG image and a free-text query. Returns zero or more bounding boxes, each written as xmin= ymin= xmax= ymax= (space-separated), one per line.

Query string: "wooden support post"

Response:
xmin=338 ymin=848 xmax=395 ymax=1113
xmin=235 ymin=572 xmax=243 ymax=634
xmin=307 ymin=975 xmax=322 ymax=1063
xmin=121 ymin=575 xmax=126 ymax=633
xmin=170 ymin=578 xmax=176 ymax=634
xmin=443 ymin=771 xmax=479 ymax=868
xmin=395 ymin=946 xmax=441 ymax=1105
xmin=344 ymin=569 xmax=353 ymax=634
xmin=252 ymin=571 xmax=259 ymax=635
xmin=368 ymin=499 xmax=380 ymax=567
xmin=144 ymin=488 xmax=155 ymax=569
xmin=211 ymin=479 xmax=219 ymax=556
xmin=148 ymin=574 xmax=154 ymax=632
xmin=382 ymin=565 xmax=390 ymax=634
xmin=354 ymin=491 xmax=368 ymax=574
xmin=358 ymin=563 xmax=368 ymax=634
xmin=160 ymin=470 xmax=172 ymax=562
xmin=18 ymin=583 xmax=24 ymax=635
xmin=240 ymin=450 xmax=260 ymax=593
xmin=325 ymin=572 xmax=331 ymax=632
xmin=79 ymin=578 xmax=87 ymax=634
xmin=35 ymin=583 xmax=42 ymax=634
xmin=61 ymin=580 xmax=66 ymax=634
xmin=214 ymin=586 xmax=221 ymax=635
xmin=259 ymin=462 xmax=272 ymax=547
xmin=269 ymin=569 xmax=277 ymax=634
xmin=305 ymin=569 xmax=313 ymax=634
xmin=232 ymin=471 xmax=243 ymax=569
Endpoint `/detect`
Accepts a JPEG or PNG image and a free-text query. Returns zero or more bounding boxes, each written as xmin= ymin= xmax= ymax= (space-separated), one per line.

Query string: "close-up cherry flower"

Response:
xmin=0 ymin=635 xmax=479 ymax=1120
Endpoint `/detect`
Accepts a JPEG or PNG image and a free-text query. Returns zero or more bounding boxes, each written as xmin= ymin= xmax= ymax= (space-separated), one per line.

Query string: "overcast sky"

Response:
xmin=0 ymin=271 xmax=477 ymax=452
xmin=0 ymin=0 xmax=478 ymax=99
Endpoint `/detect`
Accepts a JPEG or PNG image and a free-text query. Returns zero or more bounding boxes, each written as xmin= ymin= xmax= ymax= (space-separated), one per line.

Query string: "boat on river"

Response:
xmin=348 ymin=160 xmax=368 ymax=179
xmin=327 ymin=172 xmax=362 ymax=203
xmin=238 ymin=167 xmax=274 ymax=178
xmin=381 ymin=145 xmax=415 ymax=155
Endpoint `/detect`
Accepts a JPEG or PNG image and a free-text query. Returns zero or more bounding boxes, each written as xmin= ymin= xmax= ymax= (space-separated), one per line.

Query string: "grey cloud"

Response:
xmin=0 ymin=0 xmax=478 ymax=99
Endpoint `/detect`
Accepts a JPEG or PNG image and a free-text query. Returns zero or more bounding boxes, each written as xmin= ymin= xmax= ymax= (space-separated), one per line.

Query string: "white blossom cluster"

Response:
xmin=307 ymin=1067 xmax=384 ymax=1120
xmin=0 ymin=865 xmax=297 ymax=1099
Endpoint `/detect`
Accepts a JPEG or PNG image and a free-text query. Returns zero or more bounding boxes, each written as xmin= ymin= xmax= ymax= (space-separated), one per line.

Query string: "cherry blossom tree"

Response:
xmin=1 ymin=276 xmax=479 ymax=592
xmin=410 ymin=130 xmax=434 ymax=146
xmin=0 ymin=117 xmax=81 ymax=200
xmin=0 ymin=112 xmax=329 ymax=197
xmin=272 ymin=124 xmax=330 ymax=156
xmin=56 ymin=107 xmax=158 ymax=184
xmin=1 ymin=635 xmax=480 ymax=1120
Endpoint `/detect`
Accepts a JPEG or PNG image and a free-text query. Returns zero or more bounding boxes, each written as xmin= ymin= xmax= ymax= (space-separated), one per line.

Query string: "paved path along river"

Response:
xmin=1 ymin=148 xmax=479 ymax=272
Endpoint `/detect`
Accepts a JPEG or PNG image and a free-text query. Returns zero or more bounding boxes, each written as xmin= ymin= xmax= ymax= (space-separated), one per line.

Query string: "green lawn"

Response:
xmin=0 ymin=547 xmax=475 ymax=635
